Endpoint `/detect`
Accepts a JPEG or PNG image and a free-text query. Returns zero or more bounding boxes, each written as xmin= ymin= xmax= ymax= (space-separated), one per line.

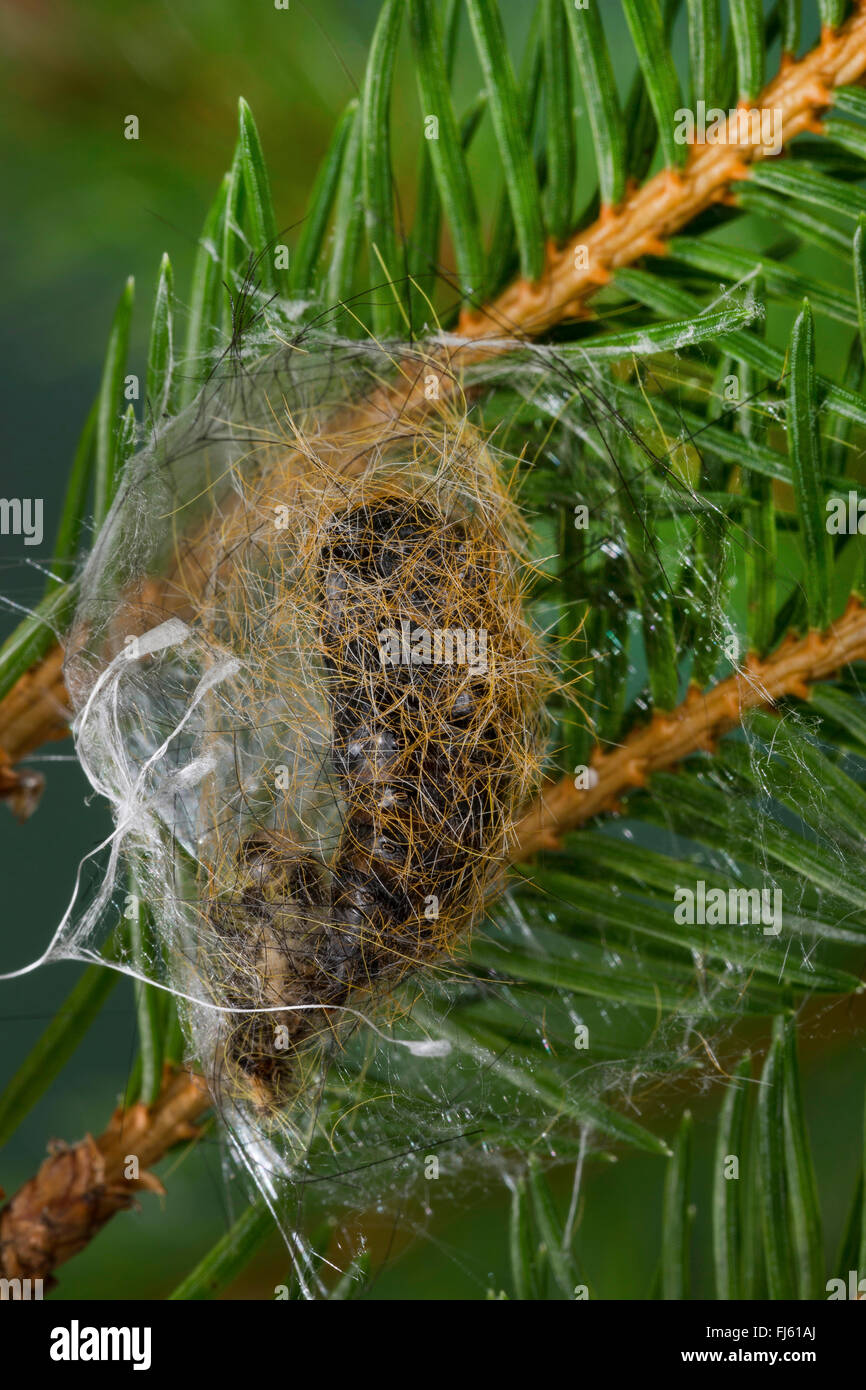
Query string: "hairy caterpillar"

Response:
xmin=214 ymin=481 xmax=546 ymax=1114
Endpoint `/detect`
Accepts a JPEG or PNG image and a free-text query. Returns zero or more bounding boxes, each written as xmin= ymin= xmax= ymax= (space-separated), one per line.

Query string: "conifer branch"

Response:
xmin=511 ymin=595 xmax=866 ymax=861
xmin=0 ymin=1066 xmax=209 ymax=1290
xmin=458 ymin=2 xmax=866 ymax=339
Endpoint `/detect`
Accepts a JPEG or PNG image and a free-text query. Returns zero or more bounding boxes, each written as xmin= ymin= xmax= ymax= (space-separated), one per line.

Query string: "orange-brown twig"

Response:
xmin=511 ymin=595 xmax=866 ymax=861
xmin=0 ymin=643 xmax=69 ymax=760
xmin=0 ymin=1066 xmax=209 ymax=1289
xmin=458 ymin=4 xmax=866 ymax=340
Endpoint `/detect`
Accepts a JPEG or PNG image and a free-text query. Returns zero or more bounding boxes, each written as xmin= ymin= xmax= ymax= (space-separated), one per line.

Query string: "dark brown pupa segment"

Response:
xmin=216 ymin=477 xmax=545 ymax=1114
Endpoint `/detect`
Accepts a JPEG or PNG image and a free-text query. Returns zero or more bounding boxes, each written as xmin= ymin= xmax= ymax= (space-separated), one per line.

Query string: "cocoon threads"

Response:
xmin=62 ymin=339 xmax=550 ymax=1137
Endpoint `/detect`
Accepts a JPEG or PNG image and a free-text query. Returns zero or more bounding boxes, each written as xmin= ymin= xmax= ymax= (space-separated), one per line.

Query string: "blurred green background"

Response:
xmin=0 ymin=0 xmax=864 ymax=1299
